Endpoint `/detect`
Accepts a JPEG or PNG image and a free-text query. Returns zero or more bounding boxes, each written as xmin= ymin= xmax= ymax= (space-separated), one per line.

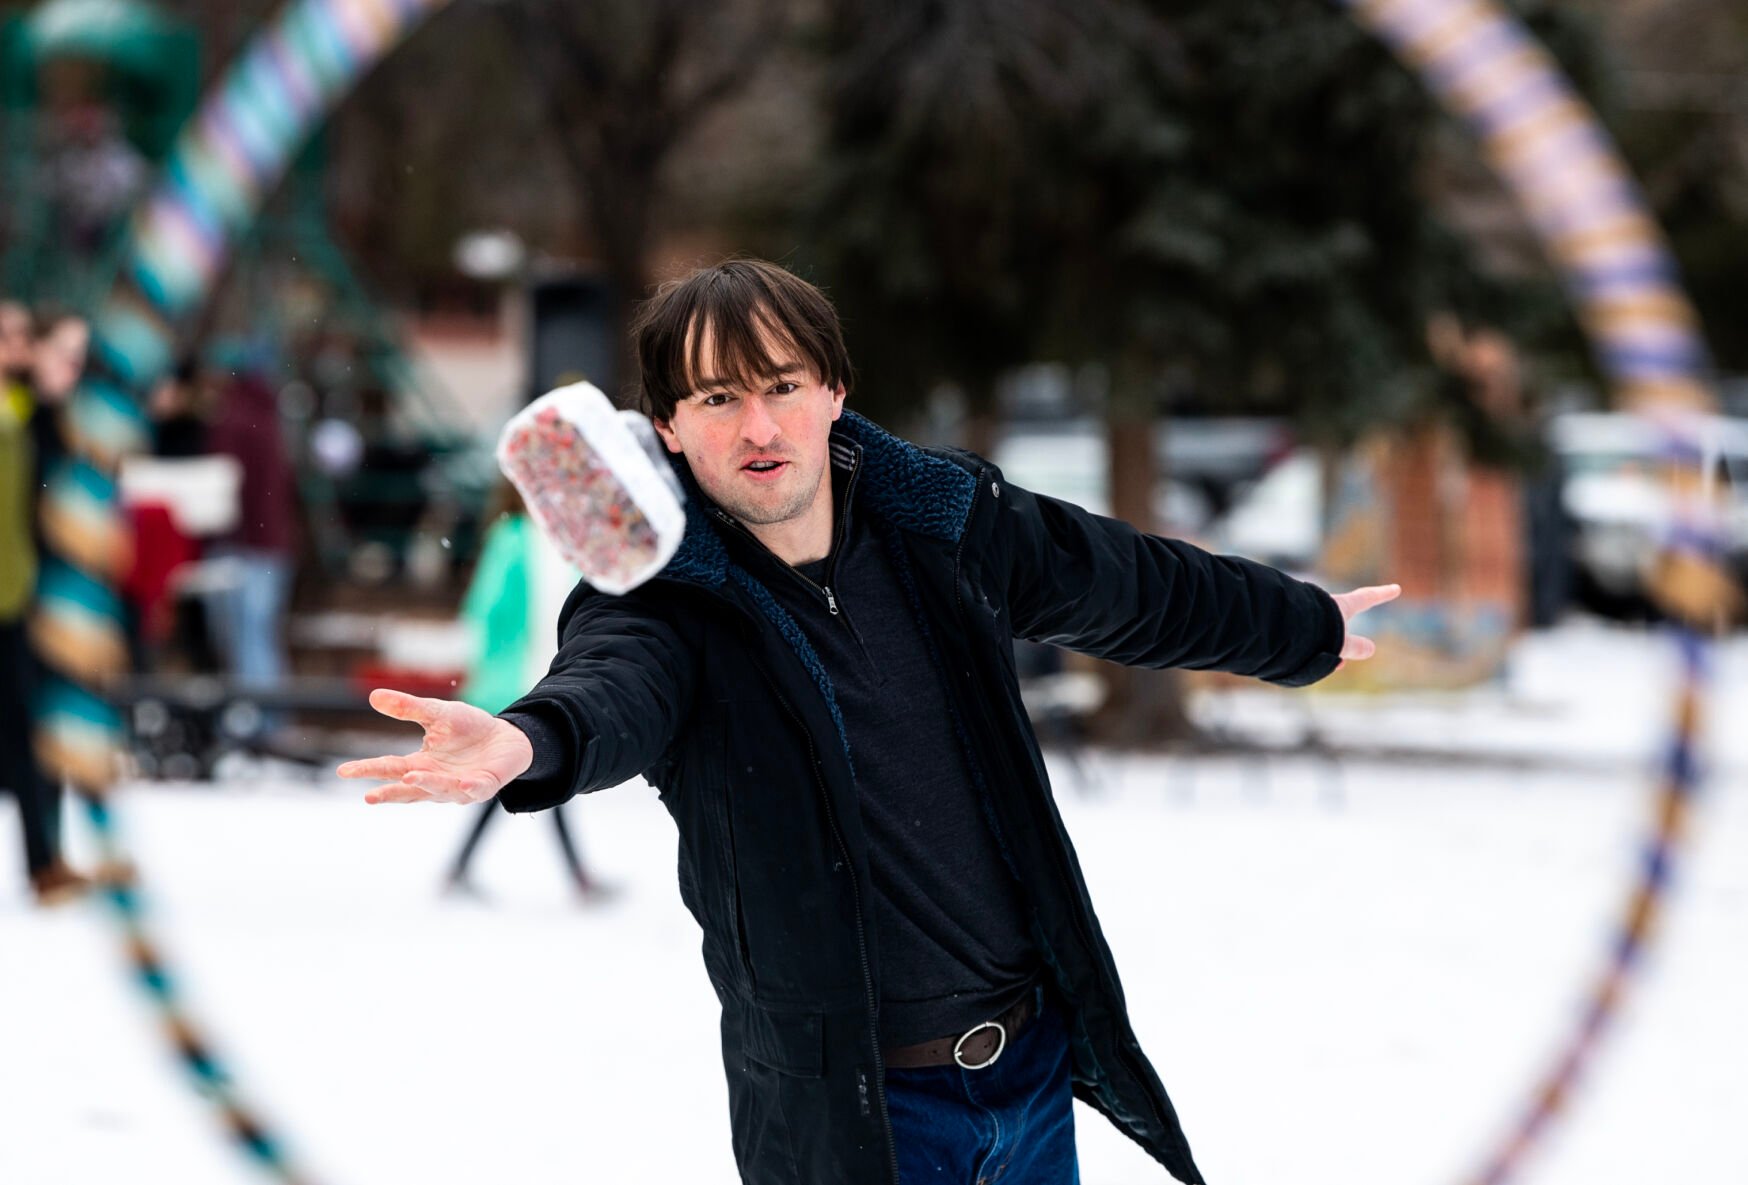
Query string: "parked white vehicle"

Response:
xmin=990 ymin=416 xmax=1285 ymax=534
xmin=996 ymin=411 xmax=1748 ymax=620
xmin=1210 ymin=447 xmax=1323 ymax=573
xmin=1552 ymin=411 xmax=1748 ymax=602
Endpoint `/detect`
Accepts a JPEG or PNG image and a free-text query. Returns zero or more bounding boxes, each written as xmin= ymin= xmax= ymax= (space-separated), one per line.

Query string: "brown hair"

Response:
xmin=628 ymin=259 xmax=852 ymax=423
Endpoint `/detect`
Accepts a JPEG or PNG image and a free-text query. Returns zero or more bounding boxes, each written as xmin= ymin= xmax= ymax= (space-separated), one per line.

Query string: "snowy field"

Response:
xmin=3 ymin=622 xmax=1745 ymax=1185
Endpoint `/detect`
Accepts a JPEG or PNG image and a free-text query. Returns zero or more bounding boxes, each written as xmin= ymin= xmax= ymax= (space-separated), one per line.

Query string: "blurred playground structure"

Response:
xmin=1 ymin=0 xmax=498 ymax=599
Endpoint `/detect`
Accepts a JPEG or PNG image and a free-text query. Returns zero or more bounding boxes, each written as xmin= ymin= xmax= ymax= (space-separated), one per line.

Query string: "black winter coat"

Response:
xmin=497 ymin=412 xmax=1345 ymax=1185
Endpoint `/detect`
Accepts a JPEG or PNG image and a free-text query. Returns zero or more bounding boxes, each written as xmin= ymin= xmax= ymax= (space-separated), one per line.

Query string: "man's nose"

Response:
xmin=738 ymin=395 xmax=781 ymax=447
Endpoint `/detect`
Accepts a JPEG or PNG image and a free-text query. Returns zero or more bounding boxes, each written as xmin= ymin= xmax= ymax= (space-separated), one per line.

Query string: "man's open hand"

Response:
xmin=337 ymin=688 xmax=535 ymax=804
xmin=1331 ymin=583 xmax=1401 ymax=665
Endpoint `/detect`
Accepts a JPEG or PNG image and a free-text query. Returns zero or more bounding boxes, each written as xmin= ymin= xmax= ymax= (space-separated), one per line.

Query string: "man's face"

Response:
xmin=653 ymin=320 xmax=845 ymax=528
xmin=0 ymin=304 xmax=32 ymax=379
xmin=32 ymin=318 xmax=90 ymax=402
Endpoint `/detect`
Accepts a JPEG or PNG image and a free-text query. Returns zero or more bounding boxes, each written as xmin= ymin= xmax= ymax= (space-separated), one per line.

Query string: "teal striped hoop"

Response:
xmin=1339 ymin=3 xmax=1725 ymax=1183
xmin=31 ymin=2 xmax=454 ymax=1182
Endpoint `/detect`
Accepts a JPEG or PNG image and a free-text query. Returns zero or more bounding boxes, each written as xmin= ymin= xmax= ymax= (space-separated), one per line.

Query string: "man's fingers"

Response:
xmin=400 ymin=769 xmax=475 ymax=796
xmin=403 ymin=769 xmax=492 ymax=801
xmin=1338 ymin=583 xmax=1401 ymax=619
xmin=1330 ymin=584 xmax=1398 ymax=665
xmin=336 ymin=754 xmax=415 ymax=780
xmin=1340 ymin=633 xmax=1377 ymax=662
xmin=367 ymin=687 xmax=447 ymax=728
xmin=363 ymin=782 xmax=434 ymax=805
xmin=356 ymin=766 xmax=493 ymax=804
xmin=1362 ymin=583 xmax=1402 ymax=608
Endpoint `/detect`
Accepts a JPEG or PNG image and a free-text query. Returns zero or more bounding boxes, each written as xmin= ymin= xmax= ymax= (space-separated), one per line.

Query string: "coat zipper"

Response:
xmin=762 ymin=671 xmax=899 ymax=1185
xmin=712 ymin=460 xmax=870 ymax=647
xmin=817 ymin=455 xmax=860 ymax=621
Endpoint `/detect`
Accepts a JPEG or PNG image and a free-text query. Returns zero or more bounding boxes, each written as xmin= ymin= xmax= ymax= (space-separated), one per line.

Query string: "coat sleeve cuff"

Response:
xmin=1265 ymin=583 xmax=1346 ymax=688
xmin=494 ymin=707 xmax=576 ymax=812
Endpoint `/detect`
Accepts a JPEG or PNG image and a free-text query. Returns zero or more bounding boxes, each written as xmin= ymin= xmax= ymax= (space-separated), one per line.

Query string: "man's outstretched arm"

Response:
xmin=994 ymin=473 xmax=1394 ymax=686
xmin=340 ymin=582 xmax=695 ymax=810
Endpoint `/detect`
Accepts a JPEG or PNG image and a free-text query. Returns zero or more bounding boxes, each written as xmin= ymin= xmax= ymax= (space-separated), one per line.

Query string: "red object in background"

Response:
xmin=348 ymin=661 xmax=466 ymax=701
xmin=208 ymin=373 xmax=300 ymax=554
xmin=123 ymin=501 xmax=197 ymax=643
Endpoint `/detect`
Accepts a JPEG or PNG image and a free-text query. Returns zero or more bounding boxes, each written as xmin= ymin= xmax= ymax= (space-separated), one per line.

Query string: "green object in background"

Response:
xmin=457 ymin=511 xmax=533 ymax=715
xmin=0 ymin=389 xmax=37 ymax=621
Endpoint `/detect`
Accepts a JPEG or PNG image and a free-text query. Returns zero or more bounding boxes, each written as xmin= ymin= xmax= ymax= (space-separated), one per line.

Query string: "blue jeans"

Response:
xmin=885 ymin=990 xmax=1079 ymax=1185
xmin=205 ymin=547 xmax=291 ymax=687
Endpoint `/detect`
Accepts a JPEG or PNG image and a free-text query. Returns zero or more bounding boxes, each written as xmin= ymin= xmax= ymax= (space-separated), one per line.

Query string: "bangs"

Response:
xmin=684 ymin=301 xmax=809 ymax=397
xmin=630 ymin=259 xmax=852 ymax=421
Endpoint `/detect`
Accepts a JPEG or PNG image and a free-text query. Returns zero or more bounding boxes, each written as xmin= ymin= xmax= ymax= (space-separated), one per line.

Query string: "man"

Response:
xmin=341 ymin=260 xmax=1397 ymax=1184
xmin=24 ymin=313 xmax=88 ymax=498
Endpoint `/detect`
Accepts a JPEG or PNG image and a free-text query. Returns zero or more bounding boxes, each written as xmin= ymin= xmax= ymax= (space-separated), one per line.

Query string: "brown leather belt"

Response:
xmin=883 ymin=991 xmax=1037 ymax=1071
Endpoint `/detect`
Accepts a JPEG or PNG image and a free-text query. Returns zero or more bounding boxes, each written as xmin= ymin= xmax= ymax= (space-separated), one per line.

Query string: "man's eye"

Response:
xmin=770 ymin=382 xmax=798 ymax=395
xmin=701 ymin=393 xmax=733 ymax=407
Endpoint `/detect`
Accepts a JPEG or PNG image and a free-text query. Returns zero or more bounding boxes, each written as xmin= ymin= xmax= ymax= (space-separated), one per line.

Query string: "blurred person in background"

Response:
xmin=443 ymin=478 xmax=608 ymax=902
xmin=0 ymin=302 xmax=88 ymax=905
xmin=148 ymin=357 xmax=209 ymax=459
xmin=121 ymin=358 xmax=211 ymax=672
xmin=24 ymin=313 xmax=88 ymax=490
xmin=0 ymin=301 xmax=33 ymax=419
xmin=203 ymin=370 xmax=300 ymax=700
xmin=342 ymin=260 xmax=1398 ymax=1185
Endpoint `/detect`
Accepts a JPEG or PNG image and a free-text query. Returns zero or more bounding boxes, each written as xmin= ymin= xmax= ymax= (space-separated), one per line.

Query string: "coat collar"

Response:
xmin=660 ymin=410 xmax=976 ymax=592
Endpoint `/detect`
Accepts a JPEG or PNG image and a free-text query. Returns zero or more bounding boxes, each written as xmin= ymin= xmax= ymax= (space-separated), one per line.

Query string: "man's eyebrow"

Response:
xmin=692 ymin=363 xmax=802 ymax=391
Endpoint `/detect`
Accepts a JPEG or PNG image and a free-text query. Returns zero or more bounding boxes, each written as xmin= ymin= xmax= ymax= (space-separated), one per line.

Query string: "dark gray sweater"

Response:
xmin=724 ymin=448 xmax=1039 ymax=1047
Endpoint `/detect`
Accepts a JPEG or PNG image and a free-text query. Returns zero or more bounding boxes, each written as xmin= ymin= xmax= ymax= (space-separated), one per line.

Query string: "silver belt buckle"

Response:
xmin=952 ymin=1019 xmax=1008 ymax=1070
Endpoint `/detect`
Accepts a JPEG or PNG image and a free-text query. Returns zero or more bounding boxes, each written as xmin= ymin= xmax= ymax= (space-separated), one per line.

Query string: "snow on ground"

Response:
xmin=2 ymin=622 xmax=1744 ymax=1185
xmin=1194 ymin=616 xmax=1748 ymax=771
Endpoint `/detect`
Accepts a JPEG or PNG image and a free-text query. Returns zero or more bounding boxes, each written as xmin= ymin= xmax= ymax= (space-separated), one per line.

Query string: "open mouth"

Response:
xmin=742 ymin=460 xmax=786 ymax=475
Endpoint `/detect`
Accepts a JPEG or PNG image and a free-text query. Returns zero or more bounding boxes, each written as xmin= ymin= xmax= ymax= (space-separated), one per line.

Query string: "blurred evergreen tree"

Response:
xmin=805 ymin=0 xmax=1118 ymax=443
xmin=806 ymin=0 xmax=1605 ymax=742
xmin=1043 ymin=0 xmax=1607 ymax=447
xmin=810 ymin=0 xmax=1606 ymax=439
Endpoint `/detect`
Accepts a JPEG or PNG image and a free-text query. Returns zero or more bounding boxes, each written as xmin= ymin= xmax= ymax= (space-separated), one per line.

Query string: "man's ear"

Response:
xmin=653 ymin=415 xmax=684 ymax=454
xmin=830 ymin=382 xmax=847 ymax=420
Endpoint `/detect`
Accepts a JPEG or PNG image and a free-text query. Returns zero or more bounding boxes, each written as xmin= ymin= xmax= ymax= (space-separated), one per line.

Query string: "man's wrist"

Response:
xmin=504 ymin=720 xmax=535 ymax=781
xmin=497 ymin=708 xmax=567 ymax=783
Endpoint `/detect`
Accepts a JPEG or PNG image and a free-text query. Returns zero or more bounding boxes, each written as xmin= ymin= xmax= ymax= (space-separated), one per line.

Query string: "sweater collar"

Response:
xmin=660 ymin=410 xmax=976 ymax=591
